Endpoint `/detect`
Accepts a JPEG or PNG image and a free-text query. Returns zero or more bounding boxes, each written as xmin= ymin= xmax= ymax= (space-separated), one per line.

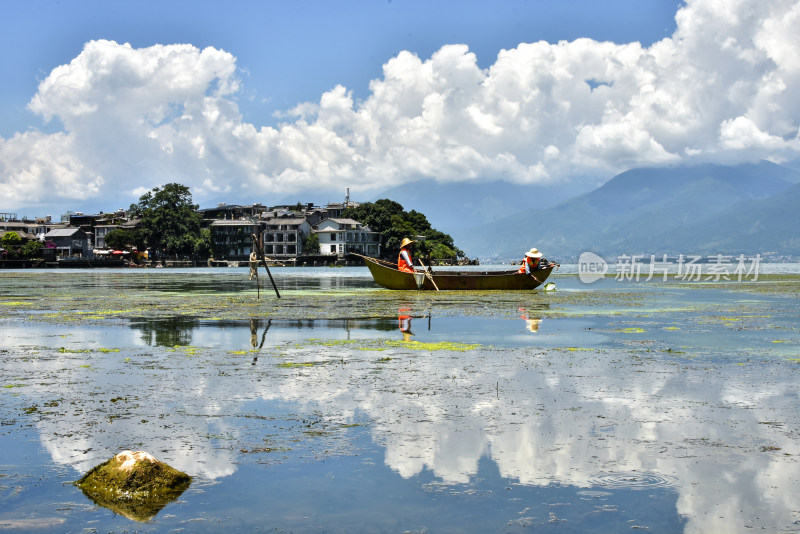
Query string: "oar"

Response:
xmin=251 ymin=234 xmax=280 ymax=299
xmin=418 ymin=259 xmax=439 ymax=291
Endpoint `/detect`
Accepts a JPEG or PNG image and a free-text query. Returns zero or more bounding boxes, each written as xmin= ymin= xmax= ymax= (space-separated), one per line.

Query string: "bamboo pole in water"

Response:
xmin=251 ymin=234 xmax=280 ymax=299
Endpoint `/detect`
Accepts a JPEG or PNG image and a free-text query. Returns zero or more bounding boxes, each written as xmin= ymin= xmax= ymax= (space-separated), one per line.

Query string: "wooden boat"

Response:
xmin=357 ymin=255 xmax=554 ymax=290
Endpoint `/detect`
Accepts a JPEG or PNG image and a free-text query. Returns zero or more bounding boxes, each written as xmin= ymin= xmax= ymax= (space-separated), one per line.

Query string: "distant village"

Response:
xmin=0 ymin=198 xmax=383 ymax=267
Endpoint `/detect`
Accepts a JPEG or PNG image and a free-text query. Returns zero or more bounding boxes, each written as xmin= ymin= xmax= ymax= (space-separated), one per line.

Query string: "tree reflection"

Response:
xmin=131 ymin=317 xmax=199 ymax=347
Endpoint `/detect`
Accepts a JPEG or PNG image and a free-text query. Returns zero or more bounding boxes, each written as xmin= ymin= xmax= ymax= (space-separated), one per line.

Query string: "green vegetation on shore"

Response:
xmin=342 ymin=199 xmax=463 ymax=261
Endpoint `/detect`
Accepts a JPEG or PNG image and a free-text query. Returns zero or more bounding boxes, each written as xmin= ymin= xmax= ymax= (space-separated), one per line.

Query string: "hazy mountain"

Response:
xmin=653 ymin=180 xmax=800 ymax=255
xmin=368 ymin=178 xmax=597 ymax=231
xmin=452 ymin=160 xmax=800 ymax=261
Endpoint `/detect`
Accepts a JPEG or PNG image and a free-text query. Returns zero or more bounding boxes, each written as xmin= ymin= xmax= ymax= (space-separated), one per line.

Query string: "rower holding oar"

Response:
xmin=518 ymin=247 xmax=556 ymax=275
xmin=397 ymin=238 xmax=417 ymax=273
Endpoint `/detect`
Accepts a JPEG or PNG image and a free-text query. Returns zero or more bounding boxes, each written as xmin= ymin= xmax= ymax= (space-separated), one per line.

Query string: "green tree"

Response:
xmin=302 ymin=233 xmax=320 ymax=254
xmin=194 ymin=228 xmax=212 ymax=258
xmin=21 ymin=240 xmax=43 ymax=259
xmin=342 ymin=199 xmax=463 ymax=260
xmin=385 ymin=214 xmax=416 ymax=253
xmin=342 ymin=199 xmax=405 ymax=234
xmin=105 ymin=228 xmax=139 ymax=250
xmin=1 ymin=232 xmax=21 ymax=259
xmin=1 ymin=231 xmax=21 ymax=248
xmin=135 ymin=183 xmax=205 ymax=258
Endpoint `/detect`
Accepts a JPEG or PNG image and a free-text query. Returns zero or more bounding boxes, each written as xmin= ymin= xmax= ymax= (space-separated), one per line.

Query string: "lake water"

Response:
xmin=1 ymin=266 xmax=800 ymax=532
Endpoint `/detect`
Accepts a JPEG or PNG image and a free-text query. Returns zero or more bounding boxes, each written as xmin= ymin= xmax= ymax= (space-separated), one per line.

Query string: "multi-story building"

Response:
xmin=94 ymin=225 xmax=117 ymax=250
xmin=210 ymin=219 xmax=262 ymax=260
xmin=316 ymin=218 xmax=380 ymax=257
xmin=94 ymin=217 xmax=140 ymax=250
xmin=200 ymin=203 xmax=268 ymax=222
xmin=262 ymin=217 xmax=312 ymax=260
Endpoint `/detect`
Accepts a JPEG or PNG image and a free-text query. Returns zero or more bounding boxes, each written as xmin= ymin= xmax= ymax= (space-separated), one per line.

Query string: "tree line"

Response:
xmin=3 ymin=183 xmax=463 ymax=261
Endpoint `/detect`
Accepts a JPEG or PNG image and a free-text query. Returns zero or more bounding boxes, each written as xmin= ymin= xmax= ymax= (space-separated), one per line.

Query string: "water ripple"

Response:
xmin=589 ymin=472 xmax=679 ymax=490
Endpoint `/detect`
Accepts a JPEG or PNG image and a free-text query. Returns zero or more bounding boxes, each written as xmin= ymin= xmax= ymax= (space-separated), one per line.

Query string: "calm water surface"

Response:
xmin=1 ymin=266 xmax=800 ymax=532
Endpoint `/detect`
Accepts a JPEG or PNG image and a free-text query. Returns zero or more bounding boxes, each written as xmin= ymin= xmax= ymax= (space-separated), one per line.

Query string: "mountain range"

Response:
xmin=376 ymin=160 xmax=800 ymax=262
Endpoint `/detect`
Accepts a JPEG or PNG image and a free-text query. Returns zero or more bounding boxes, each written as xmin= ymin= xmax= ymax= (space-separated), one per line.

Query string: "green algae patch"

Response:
xmin=283 ymin=339 xmax=480 ymax=353
xmin=57 ymin=347 xmax=120 ymax=354
xmin=76 ymin=450 xmax=191 ymax=522
xmin=276 ymin=361 xmax=324 ymax=368
xmin=168 ymin=345 xmax=201 ymax=356
xmin=383 ymin=340 xmax=479 ymax=351
xmin=615 ymin=327 xmax=646 ymax=333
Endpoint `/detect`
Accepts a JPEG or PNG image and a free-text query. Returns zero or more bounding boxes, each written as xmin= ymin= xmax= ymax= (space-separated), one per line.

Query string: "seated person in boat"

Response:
xmin=518 ymin=247 xmax=553 ymax=274
xmin=398 ymin=238 xmax=417 ymax=273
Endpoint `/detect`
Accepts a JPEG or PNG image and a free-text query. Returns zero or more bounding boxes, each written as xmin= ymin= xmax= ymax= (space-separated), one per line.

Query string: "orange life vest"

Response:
xmin=518 ymin=256 xmax=540 ymax=273
xmin=398 ymin=249 xmax=414 ymax=272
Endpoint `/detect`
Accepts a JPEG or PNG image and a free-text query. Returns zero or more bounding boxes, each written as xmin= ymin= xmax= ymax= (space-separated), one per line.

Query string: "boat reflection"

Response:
xmin=519 ymin=307 xmax=542 ymax=332
xmin=398 ymin=308 xmax=414 ymax=341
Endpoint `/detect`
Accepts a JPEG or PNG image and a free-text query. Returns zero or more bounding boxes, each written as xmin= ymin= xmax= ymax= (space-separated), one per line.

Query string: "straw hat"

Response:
xmin=400 ymin=238 xmax=415 ymax=249
xmin=525 ymin=247 xmax=543 ymax=258
xmin=525 ymin=318 xmax=542 ymax=332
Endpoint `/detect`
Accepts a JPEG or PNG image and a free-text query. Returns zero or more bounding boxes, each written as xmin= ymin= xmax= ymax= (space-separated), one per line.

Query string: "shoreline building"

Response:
xmin=316 ymin=218 xmax=381 ymax=258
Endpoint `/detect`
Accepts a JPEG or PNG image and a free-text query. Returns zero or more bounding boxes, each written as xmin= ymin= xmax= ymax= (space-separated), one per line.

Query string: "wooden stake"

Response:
xmin=252 ymin=234 xmax=280 ymax=299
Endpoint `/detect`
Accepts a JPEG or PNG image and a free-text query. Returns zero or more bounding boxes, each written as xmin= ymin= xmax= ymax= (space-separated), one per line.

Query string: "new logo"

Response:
xmin=578 ymin=252 xmax=607 ymax=283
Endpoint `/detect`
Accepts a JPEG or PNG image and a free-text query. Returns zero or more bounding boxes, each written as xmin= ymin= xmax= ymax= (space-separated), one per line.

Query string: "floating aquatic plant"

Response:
xmin=276 ymin=361 xmax=323 ymax=368
xmin=382 ymin=340 xmax=479 ymax=351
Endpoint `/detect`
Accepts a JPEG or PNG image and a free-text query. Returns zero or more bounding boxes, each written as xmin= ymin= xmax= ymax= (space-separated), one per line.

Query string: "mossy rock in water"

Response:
xmin=75 ymin=450 xmax=191 ymax=522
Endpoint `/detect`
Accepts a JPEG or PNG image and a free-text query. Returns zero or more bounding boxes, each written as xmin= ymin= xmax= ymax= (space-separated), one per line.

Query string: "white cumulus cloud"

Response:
xmin=1 ymin=0 xmax=799 ymax=211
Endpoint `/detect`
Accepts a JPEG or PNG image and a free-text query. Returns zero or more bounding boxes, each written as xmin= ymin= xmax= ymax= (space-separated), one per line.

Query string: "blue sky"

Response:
xmin=2 ymin=0 xmax=679 ymax=136
xmin=2 ymin=0 xmax=799 ymax=216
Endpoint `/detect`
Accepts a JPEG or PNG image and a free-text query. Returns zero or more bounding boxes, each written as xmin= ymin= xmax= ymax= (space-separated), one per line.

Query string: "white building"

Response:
xmin=316 ymin=218 xmax=380 ymax=257
xmin=94 ymin=224 xmax=117 ymax=250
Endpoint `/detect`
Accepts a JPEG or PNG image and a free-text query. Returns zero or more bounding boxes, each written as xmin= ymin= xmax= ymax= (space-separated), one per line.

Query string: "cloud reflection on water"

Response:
xmin=2 ymin=274 xmax=800 ymax=532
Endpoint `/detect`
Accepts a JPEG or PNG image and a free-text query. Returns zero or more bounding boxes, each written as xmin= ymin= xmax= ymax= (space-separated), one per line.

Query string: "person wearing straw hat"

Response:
xmin=518 ymin=247 xmax=551 ymax=274
xmin=397 ymin=237 xmax=417 ymax=273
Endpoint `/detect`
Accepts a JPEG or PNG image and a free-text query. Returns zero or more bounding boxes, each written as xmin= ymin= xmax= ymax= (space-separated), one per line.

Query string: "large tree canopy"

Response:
xmin=342 ymin=199 xmax=463 ymax=260
xmin=104 ymin=228 xmax=141 ymax=251
xmin=131 ymin=183 xmax=205 ymax=257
